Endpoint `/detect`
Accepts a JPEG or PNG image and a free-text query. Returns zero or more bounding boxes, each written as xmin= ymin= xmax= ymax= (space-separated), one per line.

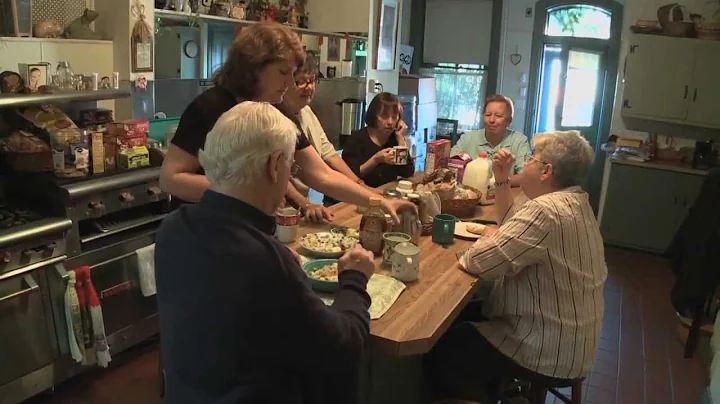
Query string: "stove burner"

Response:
xmin=0 ymin=205 xmax=43 ymax=229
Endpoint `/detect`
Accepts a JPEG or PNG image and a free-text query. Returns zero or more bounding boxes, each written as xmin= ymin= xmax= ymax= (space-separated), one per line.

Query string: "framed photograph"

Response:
xmin=327 ymin=36 xmax=340 ymax=62
xmin=18 ymin=63 xmax=49 ymax=92
xmin=132 ymin=38 xmax=154 ymax=73
xmin=373 ymin=0 xmax=399 ymax=71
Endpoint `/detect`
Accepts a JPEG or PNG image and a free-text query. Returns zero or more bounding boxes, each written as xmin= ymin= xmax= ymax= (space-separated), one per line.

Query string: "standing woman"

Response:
xmin=160 ymin=23 xmax=411 ymax=220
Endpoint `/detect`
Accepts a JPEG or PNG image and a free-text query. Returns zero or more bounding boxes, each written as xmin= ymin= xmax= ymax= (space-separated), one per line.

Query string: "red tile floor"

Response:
xmin=26 ymin=247 xmax=707 ymax=404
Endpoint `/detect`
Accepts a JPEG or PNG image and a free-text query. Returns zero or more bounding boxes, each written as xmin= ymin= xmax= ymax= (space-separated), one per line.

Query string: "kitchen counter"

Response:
xmin=610 ymin=156 xmax=710 ymax=176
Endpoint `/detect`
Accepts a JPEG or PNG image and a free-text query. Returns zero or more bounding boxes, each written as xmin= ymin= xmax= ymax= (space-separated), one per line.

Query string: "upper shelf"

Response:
xmin=0 ymin=88 xmax=131 ymax=109
xmin=155 ymin=9 xmax=368 ymax=41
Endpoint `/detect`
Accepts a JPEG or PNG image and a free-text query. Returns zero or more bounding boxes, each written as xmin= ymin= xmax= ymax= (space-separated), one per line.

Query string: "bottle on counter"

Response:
xmin=360 ymin=197 xmax=388 ymax=255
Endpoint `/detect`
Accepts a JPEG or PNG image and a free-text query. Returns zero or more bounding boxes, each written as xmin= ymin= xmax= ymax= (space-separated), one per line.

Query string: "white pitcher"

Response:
xmin=391 ymin=242 xmax=420 ymax=282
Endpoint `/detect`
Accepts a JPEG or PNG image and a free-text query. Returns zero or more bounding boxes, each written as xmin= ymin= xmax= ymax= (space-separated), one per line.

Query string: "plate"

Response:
xmin=298 ymin=232 xmax=357 ymax=258
xmin=303 ymin=259 xmax=339 ymax=293
xmin=454 ymin=221 xmax=485 ymax=239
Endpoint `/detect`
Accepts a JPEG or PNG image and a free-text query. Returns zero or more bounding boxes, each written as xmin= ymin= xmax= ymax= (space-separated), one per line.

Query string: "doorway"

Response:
xmin=526 ymin=1 xmax=623 ymax=211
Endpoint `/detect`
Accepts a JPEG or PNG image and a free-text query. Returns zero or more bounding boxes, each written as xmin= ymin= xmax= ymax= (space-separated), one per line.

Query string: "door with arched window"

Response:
xmin=525 ymin=0 xmax=623 ymax=210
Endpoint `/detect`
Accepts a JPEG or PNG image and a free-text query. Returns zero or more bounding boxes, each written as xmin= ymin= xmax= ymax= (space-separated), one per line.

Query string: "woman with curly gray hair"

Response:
xmin=426 ymin=130 xmax=608 ymax=403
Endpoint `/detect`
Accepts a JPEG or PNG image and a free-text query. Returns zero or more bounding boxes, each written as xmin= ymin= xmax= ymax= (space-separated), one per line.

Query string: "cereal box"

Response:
xmin=424 ymin=139 xmax=451 ymax=174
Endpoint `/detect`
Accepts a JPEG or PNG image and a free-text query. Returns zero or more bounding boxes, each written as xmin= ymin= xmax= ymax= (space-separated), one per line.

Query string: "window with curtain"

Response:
xmin=420 ymin=64 xmax=487 ymax=131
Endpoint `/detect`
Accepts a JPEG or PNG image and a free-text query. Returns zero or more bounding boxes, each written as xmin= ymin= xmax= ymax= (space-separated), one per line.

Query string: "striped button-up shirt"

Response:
xmin=459 ymin=187 xmax=607 ymax=379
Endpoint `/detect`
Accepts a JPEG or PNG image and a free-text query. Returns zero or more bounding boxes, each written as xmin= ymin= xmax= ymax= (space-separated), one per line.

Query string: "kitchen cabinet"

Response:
xmin=600 ymin=162 xmax=703 ymax=253
xmin=621 ymin=34 xmax=720 ymax=129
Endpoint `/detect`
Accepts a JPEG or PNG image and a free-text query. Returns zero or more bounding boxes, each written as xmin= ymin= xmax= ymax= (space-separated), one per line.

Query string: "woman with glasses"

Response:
xmin=280 ymin=54 xmax=378 ymax=223
xmin=426 ymin=130 xmax=607 ymax=403
xmin=450 ymin=95 xmax=530 ymax=186
xmin=159 ymin=23 xmax=412 ymax=222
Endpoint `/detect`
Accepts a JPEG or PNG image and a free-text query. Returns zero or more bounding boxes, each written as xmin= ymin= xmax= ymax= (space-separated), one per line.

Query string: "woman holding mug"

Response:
xmin=159 ymin=23 xmax=412 ymax=222
xmin=342 ymin=92 xmax=415 ymax=188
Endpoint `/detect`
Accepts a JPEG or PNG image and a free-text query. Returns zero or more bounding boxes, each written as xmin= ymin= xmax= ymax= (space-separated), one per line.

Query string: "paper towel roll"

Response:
xmin=341 ymin=60 xmax=353 ymax=77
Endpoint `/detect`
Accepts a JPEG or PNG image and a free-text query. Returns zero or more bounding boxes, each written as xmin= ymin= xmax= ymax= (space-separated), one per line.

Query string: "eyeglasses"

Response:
xmin=291 ymin=161 xmax=301 ymax=176
xmin=524 ymin=155 xmax=548 ymax=165
xmin=295 ymin=76 xmax=317 ymax=89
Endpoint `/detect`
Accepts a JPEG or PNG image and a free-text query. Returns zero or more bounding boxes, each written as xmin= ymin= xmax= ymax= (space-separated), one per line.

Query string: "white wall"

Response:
xmin=497 ymin=0 xmax=711 ymax=136
xmin=307 ymin=0 xmax=371 ymax=33
xmin=367 ymin=0 xmax=405 ymax=104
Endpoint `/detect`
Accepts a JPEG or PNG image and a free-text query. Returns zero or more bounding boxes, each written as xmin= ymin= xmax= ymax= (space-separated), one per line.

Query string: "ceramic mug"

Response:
xmin=392 ymin=242 xmax=420 ymax=282
xmin=382 ymin=232 xmax=411 ymax=267
xmin=393 ymin=146 xmax=409 ymax=165
xmin=432 ymin=214 xmax=456 ymax=245
xmin=275 ymin=207 xmax=301 ymax=243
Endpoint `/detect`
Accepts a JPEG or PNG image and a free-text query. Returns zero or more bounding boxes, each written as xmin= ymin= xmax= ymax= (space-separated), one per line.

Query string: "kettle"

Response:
xmin=337 ymin=98 xmax=365 ymax=147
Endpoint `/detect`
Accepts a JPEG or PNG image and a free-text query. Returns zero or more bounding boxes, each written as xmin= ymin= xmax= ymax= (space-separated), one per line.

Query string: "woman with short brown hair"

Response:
xmin=160 ymin=24 xmax=412 ymax=221
xmin=342 ymin=92 xmax=415 ymax=188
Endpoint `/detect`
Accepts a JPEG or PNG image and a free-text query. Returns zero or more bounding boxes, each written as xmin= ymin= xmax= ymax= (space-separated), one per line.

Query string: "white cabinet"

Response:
xmin=621 ymin=34 xmax=720 ymax=130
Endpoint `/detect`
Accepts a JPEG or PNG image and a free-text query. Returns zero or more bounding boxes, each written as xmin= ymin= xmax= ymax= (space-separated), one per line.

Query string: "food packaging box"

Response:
xmin=117 ymin=132 xmax=147 ymax=149
xmin=79 ymin=109 xmax=114 ymax=127
xmin=104 ymin=134 xmax=117 ymax=171
xmin=90 ymin=132 xmax=105 ymax=174
xmin=108 ymin=119 xmax=149 ymax=136
xmin=118 ymin=146 xmax=150 ymax=170
xmin=448 ymin=154 xmax=473 ymax=183
xmin=424 ymin=139 xmax=451 ymax=174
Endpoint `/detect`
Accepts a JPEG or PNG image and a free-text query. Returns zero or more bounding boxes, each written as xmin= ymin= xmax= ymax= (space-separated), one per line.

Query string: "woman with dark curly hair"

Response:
xmin=160 ymin=23 xmax=411 ymax=220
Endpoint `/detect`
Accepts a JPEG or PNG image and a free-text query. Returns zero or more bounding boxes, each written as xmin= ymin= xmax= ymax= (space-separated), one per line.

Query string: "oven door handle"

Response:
xmin=90 ymin=251 xmax=138 ymax=270
xmin=0 ymin=274 xmax=39 ymax=303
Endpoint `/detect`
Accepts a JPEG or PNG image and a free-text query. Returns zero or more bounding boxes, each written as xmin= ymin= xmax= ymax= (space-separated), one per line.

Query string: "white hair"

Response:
xmin=198 ymin=101 xmax=298 ymax=186
xmin=532 ymin=130 xmax=594 ymax=189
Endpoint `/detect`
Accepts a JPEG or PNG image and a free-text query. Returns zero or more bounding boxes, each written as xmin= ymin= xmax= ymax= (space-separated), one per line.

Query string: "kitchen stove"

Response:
xmin=0 ymin=206 xmax=43 ymax=230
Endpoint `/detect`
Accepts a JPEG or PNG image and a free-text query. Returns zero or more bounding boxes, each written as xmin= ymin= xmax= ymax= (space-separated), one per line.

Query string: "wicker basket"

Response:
xmin=439 ymin=187 xmax=482 ymax=218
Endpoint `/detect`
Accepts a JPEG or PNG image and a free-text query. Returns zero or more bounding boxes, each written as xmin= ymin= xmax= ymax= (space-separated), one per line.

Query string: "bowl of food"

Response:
xmin=298 ymin=231 xmax=358 ymax=258
xmin=330 ymin=226 xmax=360 ymax=238
xmin=303 ymin=259 xmax=339 ymax=293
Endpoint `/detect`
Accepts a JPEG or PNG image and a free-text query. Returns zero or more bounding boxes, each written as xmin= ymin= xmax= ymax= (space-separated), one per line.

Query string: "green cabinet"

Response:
xmin=600 ymin=162 xmax=704 ymax=253
xmin=621 ymin=34 xmax=720 ymax=129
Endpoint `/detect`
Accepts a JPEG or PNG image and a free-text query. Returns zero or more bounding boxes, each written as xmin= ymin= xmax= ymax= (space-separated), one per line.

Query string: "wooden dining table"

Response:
xmin=291 ymin=187 xmax=522 ymax=358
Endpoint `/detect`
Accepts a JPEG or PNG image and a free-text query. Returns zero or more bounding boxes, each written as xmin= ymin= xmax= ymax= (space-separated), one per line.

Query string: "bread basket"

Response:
xmin=658 ymin=4 xmax=696 ymax=37
xmin=439 ymin=186 xmax=481 ymax=218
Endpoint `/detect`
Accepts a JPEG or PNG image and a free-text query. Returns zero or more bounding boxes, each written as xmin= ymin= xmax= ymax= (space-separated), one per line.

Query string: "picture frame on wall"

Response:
xmin=373 ymin=0 xmax=399 ymax=71
xmin=327 ymin=36 xmax=340 ymax=62
xmin=131 ymin=38 xmax=154 ymax=73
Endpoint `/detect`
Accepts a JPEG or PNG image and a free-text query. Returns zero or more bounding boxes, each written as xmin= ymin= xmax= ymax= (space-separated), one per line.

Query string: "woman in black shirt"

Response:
xmin=159 ymin=24 xmax=411 ymax=220
xmin=342 ymin=92 xmax=415 ymax=187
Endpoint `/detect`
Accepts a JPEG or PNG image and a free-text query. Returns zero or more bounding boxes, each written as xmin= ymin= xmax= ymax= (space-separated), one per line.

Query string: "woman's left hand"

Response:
xmin=304 ymin=203 xmax=334 ymax=223
xmin=396 ymin=120 xmax=408 ymax=139
xmin=381 ymin=198 xmax=416 ymax=224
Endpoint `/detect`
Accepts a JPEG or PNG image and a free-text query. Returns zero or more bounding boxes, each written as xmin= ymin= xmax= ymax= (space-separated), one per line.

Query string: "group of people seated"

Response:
xmin=156 ymin=22 xmax=607 ymax=404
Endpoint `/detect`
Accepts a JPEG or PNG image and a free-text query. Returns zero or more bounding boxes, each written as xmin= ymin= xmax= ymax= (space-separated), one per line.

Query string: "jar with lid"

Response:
xmin=50 ymin=128 xmax=89 ymax=178
xmin=53 ymin=61 xmax=75 ymax=90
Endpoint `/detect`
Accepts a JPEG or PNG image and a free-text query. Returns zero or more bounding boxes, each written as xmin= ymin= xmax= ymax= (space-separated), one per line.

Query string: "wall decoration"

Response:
xmin=32 ymin=19 xmax=62 ymax=37
xmin=373 ymin=0 xmax=400 ymax=71
xmin=134 ymin=75 xmax=148 ymax=91
xmin=0 ymin=0 xmax=32 ymax=36
xmin=398 ymin=44 xmax=413 ymax=74
xmin=62 ymin=8 xmax=103 ymax=40
xmin=327 ymin=36 xmax=341 ymax=62
xmin=32 ymin=0 xmax=85 ymax=28
xmin=132 ymin=38 xmax=154 ymax=73
xmin=510 ymin=45 xmax=522 ymax=66
xmin=184 ymin=40 xmax=199 ymax=58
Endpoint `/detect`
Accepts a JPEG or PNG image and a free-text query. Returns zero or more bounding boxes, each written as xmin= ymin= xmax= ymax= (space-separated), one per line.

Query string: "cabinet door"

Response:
xmin=686 ymin=41 xmax=720 ymax=129
xmin=600 ymin=164 xmax=682 ymax=252
xmin=621 ymin=35 xmax=695 ymax=120
xmin=674 ymin=173 xmax=704 ymax=232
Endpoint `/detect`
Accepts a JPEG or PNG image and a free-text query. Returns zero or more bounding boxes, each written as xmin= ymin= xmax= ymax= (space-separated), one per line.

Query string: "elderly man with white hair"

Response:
xmin=155 ymin=101 xmax=375 ymax=404
xmin=426 ymin=130 xmax=608 ymax=403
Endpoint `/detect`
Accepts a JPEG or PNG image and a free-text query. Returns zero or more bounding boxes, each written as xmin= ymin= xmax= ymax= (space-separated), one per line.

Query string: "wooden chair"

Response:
xmin=499 ymin=377 xmax=584 ymax=404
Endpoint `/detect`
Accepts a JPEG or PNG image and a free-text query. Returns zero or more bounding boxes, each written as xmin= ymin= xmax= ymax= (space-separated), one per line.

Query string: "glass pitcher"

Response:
xmin=53 ymin=61 xmax=75 ymax=90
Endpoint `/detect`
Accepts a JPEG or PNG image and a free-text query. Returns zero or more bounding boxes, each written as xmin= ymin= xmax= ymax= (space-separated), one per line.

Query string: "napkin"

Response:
xmin=319 ymin=274 xmax=407 ymax=320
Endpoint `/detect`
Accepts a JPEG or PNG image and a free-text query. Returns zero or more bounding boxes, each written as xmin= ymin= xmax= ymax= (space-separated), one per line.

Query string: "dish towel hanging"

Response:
xmin=136 ymin=244 xmax=156 ymax=297
xmin=64 ymin=270 xmax=83 ymax=363
xmin=78 ymin=266 xmax=112 ymax=368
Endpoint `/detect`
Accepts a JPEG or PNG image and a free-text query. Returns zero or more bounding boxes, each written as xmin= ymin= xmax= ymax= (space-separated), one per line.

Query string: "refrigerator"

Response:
xmin=310 ymin=77 xmax=367 ymax=149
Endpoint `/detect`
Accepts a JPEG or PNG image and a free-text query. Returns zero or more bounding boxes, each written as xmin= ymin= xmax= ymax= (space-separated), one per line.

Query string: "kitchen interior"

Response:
xmin=0 ymin=0 xmax=719 ymax=403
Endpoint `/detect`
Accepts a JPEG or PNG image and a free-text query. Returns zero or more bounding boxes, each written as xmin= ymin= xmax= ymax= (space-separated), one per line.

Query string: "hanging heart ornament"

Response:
xmin=510 ymin=45 xmax=522 ymax=66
